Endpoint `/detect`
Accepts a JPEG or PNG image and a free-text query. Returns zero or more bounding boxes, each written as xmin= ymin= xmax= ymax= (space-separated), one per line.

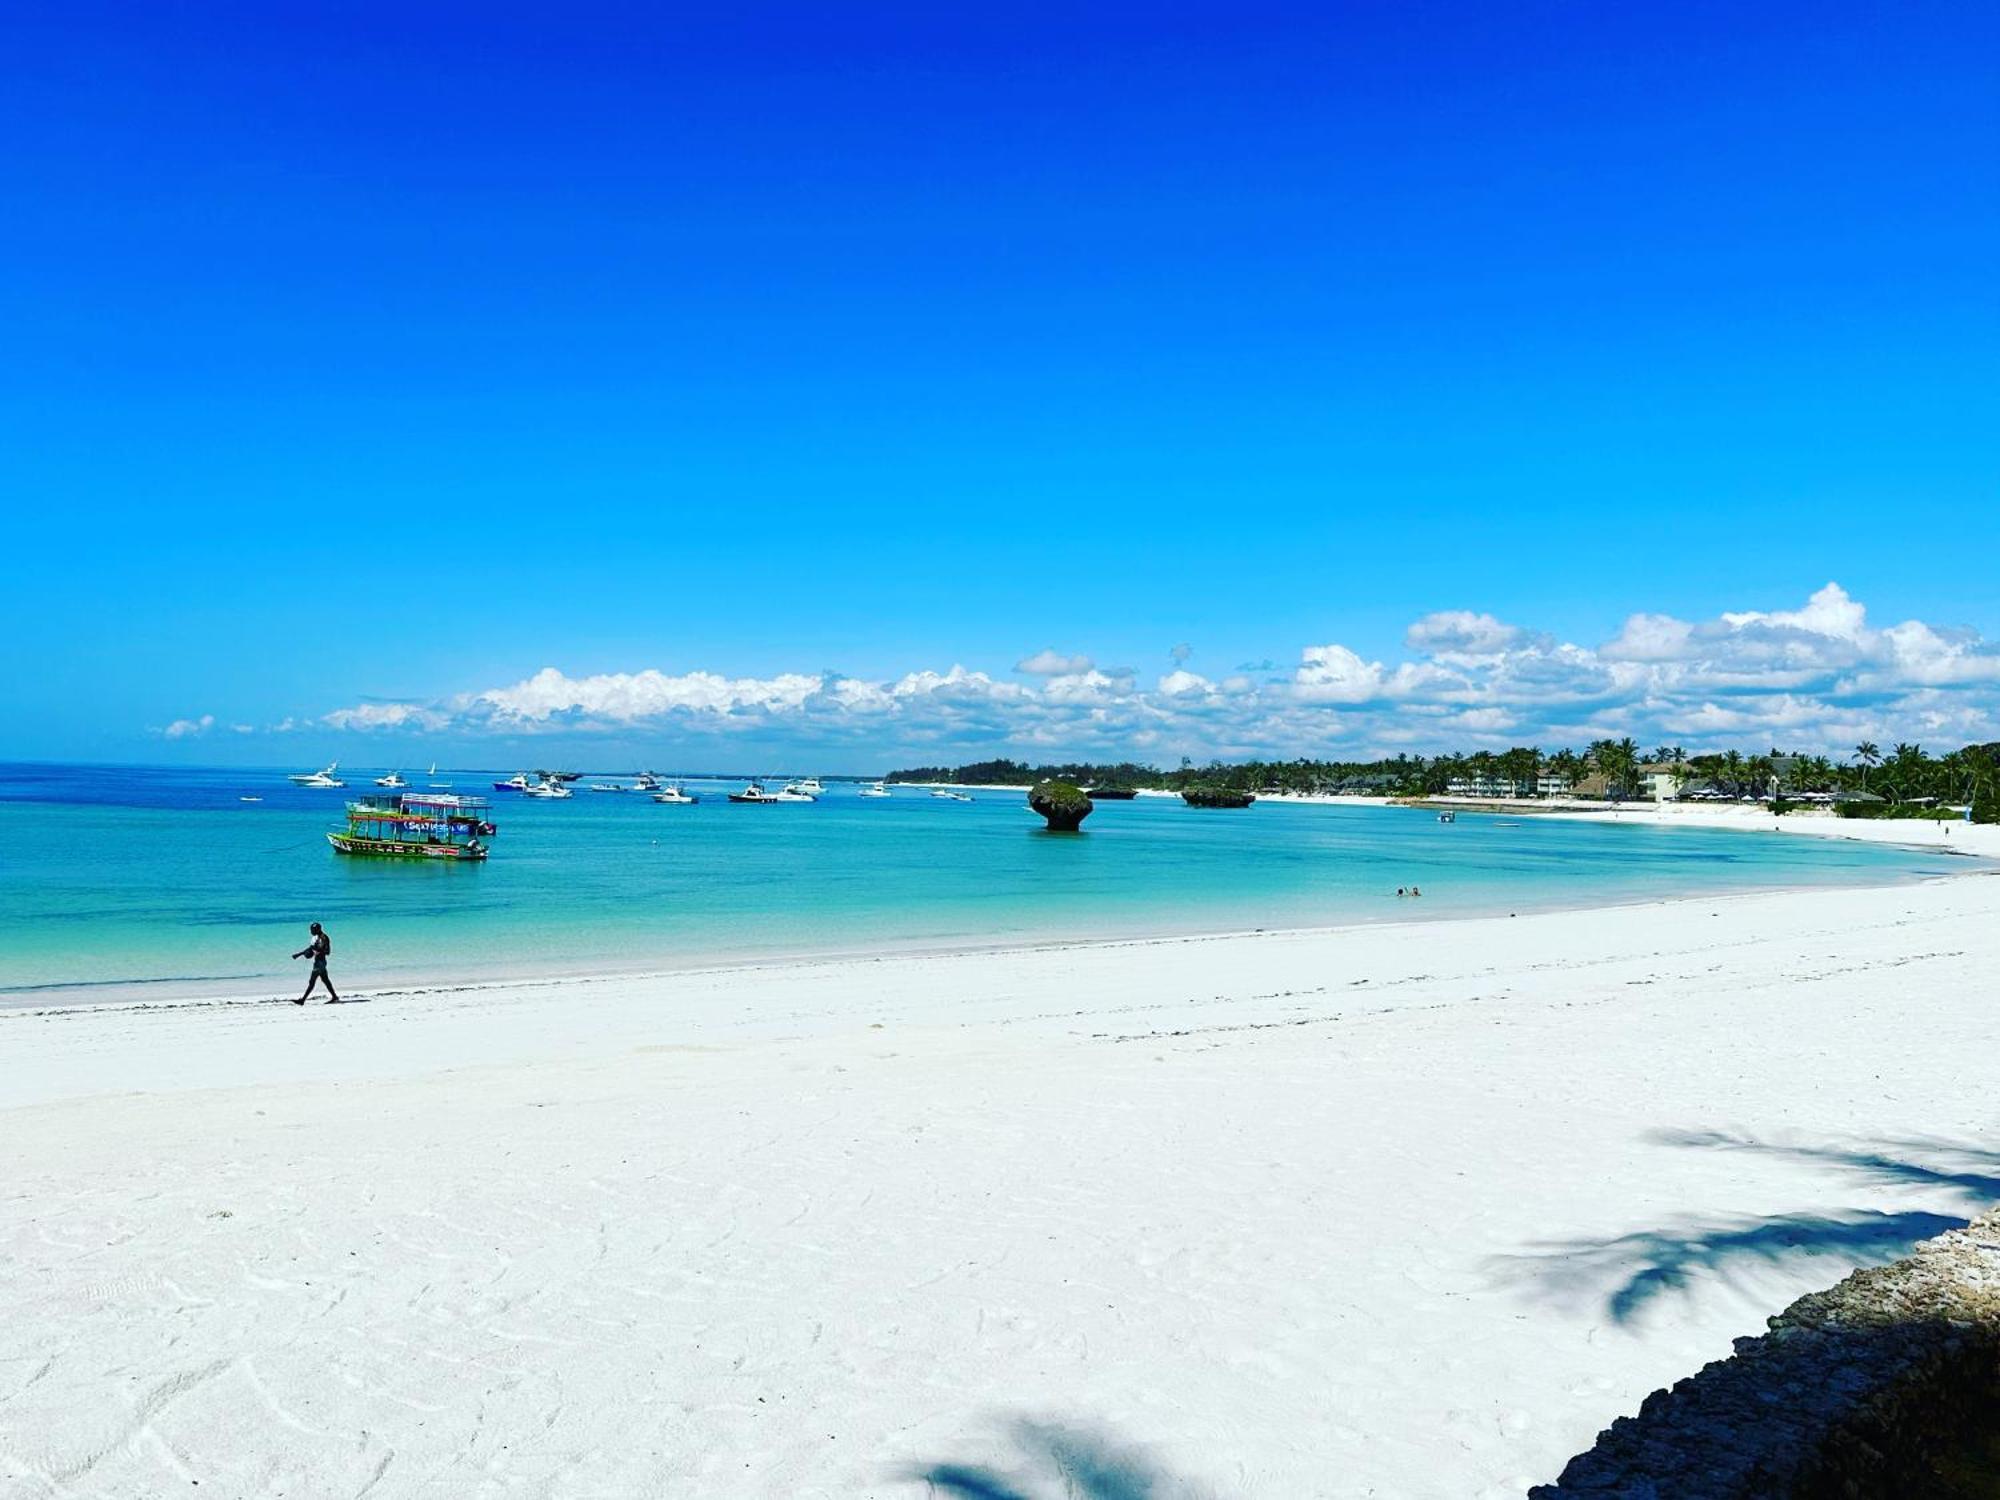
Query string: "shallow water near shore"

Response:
xmin=0 ymin=762 xmax=1970 ymax=1006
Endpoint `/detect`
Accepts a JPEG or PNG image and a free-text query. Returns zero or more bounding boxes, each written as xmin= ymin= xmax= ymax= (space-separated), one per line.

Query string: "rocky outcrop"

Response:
xmin=1028 ymin=780 xmax=1094 ymax=832
xmin=1180 ymin=785 xmax=1256 ymax=809
xmin=1532 ymin=1207 xmax=2000 ymax=1498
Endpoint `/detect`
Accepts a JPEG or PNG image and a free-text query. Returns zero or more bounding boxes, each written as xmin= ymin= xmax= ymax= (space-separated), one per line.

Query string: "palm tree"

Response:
xmin=1498 ymin=746 xmax=1540 ymax=796
xmin=1587 ymin=737 xmax=1640 ymax=798
xmin=1853 ymin=741 xmax=1881 ymax=792
xmin=1884 ymin=742 xmax=1927 ymax=805
xmin=1746 ymin=753 xmax=1776 ymax=802
xmin=1721 ymin=749 xmax=1746 ymax=797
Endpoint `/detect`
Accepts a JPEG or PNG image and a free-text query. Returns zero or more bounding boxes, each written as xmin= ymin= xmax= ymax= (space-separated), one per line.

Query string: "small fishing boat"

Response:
xmin=780 ymin=779 xmax=821 ymax=801
xmin=289 ymin=761 xmax=345 ymax=788
xmin=588 ymin=781 xmax=630 ymax=793
xmin=652 ymin=783 xmax=700 ymax=805
xmin=859 ymin=781 xmax=892 ymax=798
xmin=492 ymin=773 xmax=532 ymax=792
xmin=375 ymin=770 xmax=408 ymax=788
xmin=930 ymin=788 xmax=973 ymax=802
xmin=522 ymin=779 xmax=573 ymax=800
xmin=1437 ymin=810 xmax=1457 ymax=824
xmin=729 ymin=781 xmax=814 ymax=804
xmin=239 ymin=795 xmax=263 ymax=803
xmin=634 ymin=772 xmax=663 ymax=792
xmin=329 ymin=793 xmax=493 ymax=861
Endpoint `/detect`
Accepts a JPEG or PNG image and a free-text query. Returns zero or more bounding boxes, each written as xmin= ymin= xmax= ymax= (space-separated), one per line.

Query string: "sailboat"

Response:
xmin=426 ymin=762 xmax=452 ymax=789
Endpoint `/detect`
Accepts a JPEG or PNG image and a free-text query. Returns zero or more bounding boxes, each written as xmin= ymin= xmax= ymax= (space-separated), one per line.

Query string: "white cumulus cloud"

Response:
xmin=299 ymin=584 xmax=2000 ymax=761
xmin=1404 ymin=610 xmax=1531 ymax=657
xmin=1015 ymin=649 xmax=1094 ymax=677
xmin=322 ymin=701 xmax=449 ymax=732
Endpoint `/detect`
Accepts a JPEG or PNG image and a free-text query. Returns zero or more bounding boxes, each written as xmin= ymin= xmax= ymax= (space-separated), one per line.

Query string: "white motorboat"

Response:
xmin=859 ymin=781 xmax=892 ymax=798
xmin=790 ymin=777 xmax=825 ymax=796
xmin=492 ymin=773 xmax=532 ymax=792
xmin=634 ymin=772 xmax=663 ymax=792
xmin=651 ymin=783 xmax=700 ymax=805
xmin=729 ymin=781 xmax=814 ymax=804
xmin=375 ymin=770 xmax=408 ymax=788
xmin=522 ymin=779 xmax=573 ymax=800
xmin=588 ymin=781 xmax=630 ymax=793
xmin=289 ymin=762 xmax=345 ymax=788
xmin=930 ymin=787 xmax=972 ymax=802
xmin=239 ymin=795 xmax=262 ymax=802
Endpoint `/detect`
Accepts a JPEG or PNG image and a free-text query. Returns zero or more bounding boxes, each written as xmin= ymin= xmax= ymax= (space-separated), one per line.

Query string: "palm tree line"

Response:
xmin=891 ymin=741 xmax=2000 ymax=816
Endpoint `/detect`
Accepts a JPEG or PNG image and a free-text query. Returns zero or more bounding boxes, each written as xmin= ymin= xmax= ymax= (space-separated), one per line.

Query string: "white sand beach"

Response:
xmin=4 ymin=868 xmax=1997 ymax=1498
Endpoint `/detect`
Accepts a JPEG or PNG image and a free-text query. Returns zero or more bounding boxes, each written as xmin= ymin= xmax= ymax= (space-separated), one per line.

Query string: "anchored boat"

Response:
xmin=329 ymin=793 xmax=495 ymax=861
xmin=729 ymin=781 xmax=814 ymax=804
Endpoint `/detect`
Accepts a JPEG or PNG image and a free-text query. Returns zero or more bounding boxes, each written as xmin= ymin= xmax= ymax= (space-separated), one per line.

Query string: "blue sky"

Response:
xmin=4 ymin=2 xmax=1996 ymax=768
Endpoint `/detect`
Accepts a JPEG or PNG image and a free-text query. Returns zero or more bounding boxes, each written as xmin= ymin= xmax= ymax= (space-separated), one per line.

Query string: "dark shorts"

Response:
xmin=311 ymin=960 xmax=329 ymax=977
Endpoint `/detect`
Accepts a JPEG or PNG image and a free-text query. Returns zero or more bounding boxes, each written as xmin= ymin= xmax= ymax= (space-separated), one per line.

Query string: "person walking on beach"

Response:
xmin=291 ymin=922 xmax=339 ymax=1005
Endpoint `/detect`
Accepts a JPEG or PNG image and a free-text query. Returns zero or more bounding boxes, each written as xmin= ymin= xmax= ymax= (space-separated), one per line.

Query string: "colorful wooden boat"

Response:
xmin=329 ymin=793 xmax=495 ymax=861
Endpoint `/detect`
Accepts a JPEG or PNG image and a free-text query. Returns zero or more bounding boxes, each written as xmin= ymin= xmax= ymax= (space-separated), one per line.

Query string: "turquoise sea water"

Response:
xmin=0 ymin=762 xmax=1970 ymax=1006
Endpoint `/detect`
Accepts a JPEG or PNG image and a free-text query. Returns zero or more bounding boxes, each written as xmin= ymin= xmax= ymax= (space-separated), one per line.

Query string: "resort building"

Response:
xmin=1444 ymin=775 xmax=1525 ymax=798
xmin=1535 ymin=772 xmax=1574 ymax=798
xmin=1637 ymin=764 xmax=1683 ymax=801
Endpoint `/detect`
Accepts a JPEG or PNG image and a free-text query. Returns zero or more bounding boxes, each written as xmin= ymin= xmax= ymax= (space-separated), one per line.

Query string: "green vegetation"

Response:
xmin=1027 ymin=779 xmax=1094 ymax=831
xmin=890 ymin=758 xmax=1158 ymax=788
xmin=1180 ymin=784 xmax=1256 ymax=809
xmin=889 ymin=741 xmax=2000 ymax=821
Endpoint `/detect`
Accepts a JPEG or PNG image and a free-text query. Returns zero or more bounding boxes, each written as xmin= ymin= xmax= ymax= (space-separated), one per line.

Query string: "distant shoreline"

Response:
xmin=909 ymin=781 xmax=2000 ymax=858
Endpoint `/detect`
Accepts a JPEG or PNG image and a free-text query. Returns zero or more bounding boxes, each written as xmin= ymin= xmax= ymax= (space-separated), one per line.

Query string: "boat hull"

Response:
xmin=328 ymin=833 xmax=488 ymax=861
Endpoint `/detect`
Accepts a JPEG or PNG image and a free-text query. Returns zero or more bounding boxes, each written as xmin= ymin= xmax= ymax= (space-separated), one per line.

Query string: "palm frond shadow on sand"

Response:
xmin=907 ymin=1418 xmax=1218 ymax=1500
xmin=1495 ymin=1131 xmax=2000 ymax=1325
